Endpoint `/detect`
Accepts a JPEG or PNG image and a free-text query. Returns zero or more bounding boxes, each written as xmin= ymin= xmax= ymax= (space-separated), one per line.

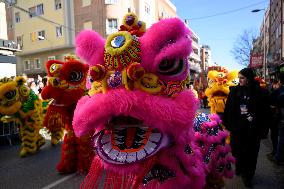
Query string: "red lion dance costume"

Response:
xmin=41 ymin=57 xmax=94 ymax=173
xmin=73 ymin=13 xmax=235 ymax=188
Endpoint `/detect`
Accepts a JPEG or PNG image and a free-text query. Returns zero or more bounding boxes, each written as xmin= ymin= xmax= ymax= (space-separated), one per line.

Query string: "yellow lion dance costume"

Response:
xmin=205 ymin=68 xmax=238 ymax=114
xmin=0 ymin=76 xmax=45 ymax=157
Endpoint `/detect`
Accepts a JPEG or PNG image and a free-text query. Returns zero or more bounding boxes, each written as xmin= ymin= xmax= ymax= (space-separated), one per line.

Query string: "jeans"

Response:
xmin=230 ymin=130 xmax=260 ymax=180
xmin=275 ymin=121 xmax=284 ymax=162
xmin=270 ymin=119 xmax=279 ymax=155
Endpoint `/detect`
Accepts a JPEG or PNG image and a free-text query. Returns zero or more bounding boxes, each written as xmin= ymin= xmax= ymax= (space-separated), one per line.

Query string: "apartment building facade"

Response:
xmin=269 ymin=0 xmax=282 ymax=72
xmin=74 ymin=0 xmax=176 ymax=39
xmin=253 ymin=6 xmax=270 ymax=79
xmin=6 ymin=0 xmax=176 ymax=78
xmin=0 ymin=1 xmax=19 ymax=77
xmin=156 ymin=0 xmax=176 ymax=20
xmin=189 ymin=30 xmax=201 ymax=71
xmin=200 ymin=45 xmax=212 ymax=72
xmin=260 ymin=7 xmax=270 ymax=77
xmin=6 ymin=0 xmax=75 ymax=78
xmin=188 ymin=30 xmax=201 ymax=84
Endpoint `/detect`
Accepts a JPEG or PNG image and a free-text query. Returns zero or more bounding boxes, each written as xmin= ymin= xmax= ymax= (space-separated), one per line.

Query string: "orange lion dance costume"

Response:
xmin=205 ymin=67 xmax=238 ymax=115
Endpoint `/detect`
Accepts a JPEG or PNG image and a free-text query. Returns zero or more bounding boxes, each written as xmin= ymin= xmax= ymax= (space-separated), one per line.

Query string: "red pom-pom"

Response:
xmin=89 ymin=64 xmax=106 ymax=81
xmin=126 ymin=62 xmax=145 ymax=80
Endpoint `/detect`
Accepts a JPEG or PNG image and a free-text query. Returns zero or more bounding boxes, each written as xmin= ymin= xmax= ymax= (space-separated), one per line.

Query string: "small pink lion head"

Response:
xmin=73 ymin=13 xmax=205 ymax=188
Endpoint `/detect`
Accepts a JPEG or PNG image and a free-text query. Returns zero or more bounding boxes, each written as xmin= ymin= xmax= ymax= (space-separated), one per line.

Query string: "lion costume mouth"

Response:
xmin=212 ymin=91 xmax=227 ymax=98
xmin=94 ymin=116 xmax=170 ymax=165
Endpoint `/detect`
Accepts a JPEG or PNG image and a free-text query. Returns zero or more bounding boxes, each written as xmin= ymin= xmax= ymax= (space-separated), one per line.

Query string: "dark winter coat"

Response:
xmin=223 ymin=84 xmax=270 ymax=139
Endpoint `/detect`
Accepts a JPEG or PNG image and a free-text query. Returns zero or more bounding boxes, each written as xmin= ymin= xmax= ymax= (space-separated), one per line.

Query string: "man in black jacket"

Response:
xmin=269 ymin=72 xmax=284 ymax=165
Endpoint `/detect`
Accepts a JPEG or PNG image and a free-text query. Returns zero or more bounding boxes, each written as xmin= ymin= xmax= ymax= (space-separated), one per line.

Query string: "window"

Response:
xmin=83 ymin=21 xmax=92 ymax=29
xmin=38 ymin=30 xmax=45 ymax=40
xmin=29 ymin=6 xmax=37 ymax=17
xmin=34 ymin=58 xmax=41 ymax=69
xmin=105 ymin=0 xmax=118 ymax=4
xmin=16 ymin=35 xmax=23 ymax=48
xmin=106 ymin=19 xmax=118 ymax=34
xmin=145 ymin=3 xmax=150 ymax=14
xmin=24 ymin=60 xmax=31 ymax=70
xmin=56 ymin=26 xmax=63 ymax=37
xmin=48 ymin=56 xmax=56 ymax=60
xmin=37 ymin=4 xmax=44 ymax=15
xmin=82 ymin=0 xmax=91 ymax=7
xmin=29 ymin=4 xmax=44 ymax=18
xmin=15 ymin=12 xmax=20 ymax=23
xmin=7 ymin=0 xmax=17 ymax=6
xmin=55 ymin=0 xmax=62 ymax=10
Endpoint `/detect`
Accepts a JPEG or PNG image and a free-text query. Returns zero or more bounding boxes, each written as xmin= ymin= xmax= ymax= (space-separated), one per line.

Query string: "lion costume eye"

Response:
xmin=218 ymin=73 xmax=224 ymax=78
xmin=4 ymin=89 xmax=17 ymax=100
xmin=208 ymin=79 xmax=213 ymax=87
xmin=68 ymin=71 xmax=83 ymax=82
xmin=157 ymin=59 xmax=185 ymax=76
xmin=50 ymin=64 xmax=62 ymax=74
xmin=231 ymin=78 xmax=239 ymax=85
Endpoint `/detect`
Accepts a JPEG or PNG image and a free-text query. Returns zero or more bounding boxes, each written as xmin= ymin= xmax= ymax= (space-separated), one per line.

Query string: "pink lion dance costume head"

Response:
xmin=73 ymin=13 xmax=234 ymax=189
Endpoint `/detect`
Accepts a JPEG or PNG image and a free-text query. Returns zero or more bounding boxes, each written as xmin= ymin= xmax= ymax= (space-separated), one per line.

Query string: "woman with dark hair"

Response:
xmin=223 ymin=68 xmax=270 ymax=188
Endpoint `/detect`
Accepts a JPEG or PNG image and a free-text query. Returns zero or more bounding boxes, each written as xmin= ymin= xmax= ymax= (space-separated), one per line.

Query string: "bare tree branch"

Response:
xmin=231 ymin=29 xmax=256 ymax=66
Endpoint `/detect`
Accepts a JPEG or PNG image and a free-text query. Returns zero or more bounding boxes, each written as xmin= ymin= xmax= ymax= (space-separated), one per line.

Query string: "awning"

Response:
xmin=0 ymin=55 xmax=16 ymax=64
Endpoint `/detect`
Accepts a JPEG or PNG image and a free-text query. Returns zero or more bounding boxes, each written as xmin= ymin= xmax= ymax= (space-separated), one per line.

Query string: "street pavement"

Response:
xmin=0 ymin=108 xmax=284 ymax=189
xmin=225 ymin=139 xmax=284 ymax=189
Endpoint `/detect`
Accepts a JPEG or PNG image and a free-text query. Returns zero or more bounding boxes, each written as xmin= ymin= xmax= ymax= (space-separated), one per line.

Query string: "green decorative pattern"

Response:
xmin=21 ymin=91 xmax=38 ymax=113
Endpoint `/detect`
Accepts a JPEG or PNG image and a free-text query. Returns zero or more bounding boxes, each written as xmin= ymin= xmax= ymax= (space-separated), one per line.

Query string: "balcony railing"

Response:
xmin=191 ymin=40 xmax=200 ymax=50
xmin=0 ymin=39 xmax=21 ymax=52
xmin=190 ymin=52 xmax=200 ymax=61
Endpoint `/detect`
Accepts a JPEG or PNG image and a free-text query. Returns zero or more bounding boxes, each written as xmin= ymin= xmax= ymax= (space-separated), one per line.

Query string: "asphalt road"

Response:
xmin=0 ymin=139 xmax=83 ymax=189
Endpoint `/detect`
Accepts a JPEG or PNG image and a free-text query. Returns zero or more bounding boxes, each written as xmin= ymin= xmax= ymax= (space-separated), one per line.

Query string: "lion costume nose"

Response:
xmin=48 ymin=77 xmax=61 ymax=87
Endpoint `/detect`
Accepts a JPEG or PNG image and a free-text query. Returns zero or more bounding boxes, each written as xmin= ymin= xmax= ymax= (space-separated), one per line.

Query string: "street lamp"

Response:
xmin=251 ymin=9 xmax=265 ymax=13
xmin=251 ymin=8 xmax=268 ymax=80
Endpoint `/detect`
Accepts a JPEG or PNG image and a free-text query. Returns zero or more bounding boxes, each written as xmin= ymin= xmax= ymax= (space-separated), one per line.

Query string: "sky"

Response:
xmin=171 ymin=0 xmax=269 ymax=71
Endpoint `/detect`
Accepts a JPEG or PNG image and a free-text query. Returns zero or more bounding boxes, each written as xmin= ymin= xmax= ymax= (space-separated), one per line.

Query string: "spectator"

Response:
xmin=198 ymin=90 xmax=208 ymax=108
xmin=42 ymin=77 xmax=48 ymax=87
xmin=29 ymin=81 xmax=39 ymax=95
xmin=223 ymin=68 xmax=270 ymax=188
xmin=267 ymin=79 xmax=281 ymax=160
xmin=188 ymin=84 xmax=198 ymax=98
xmin=269 ymin=72 xmax=284 ymax=165
xmin=272 ymin=79 xmax=280 ymax=90
xmin=37 ymin=81 xmax=44 ymax=94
